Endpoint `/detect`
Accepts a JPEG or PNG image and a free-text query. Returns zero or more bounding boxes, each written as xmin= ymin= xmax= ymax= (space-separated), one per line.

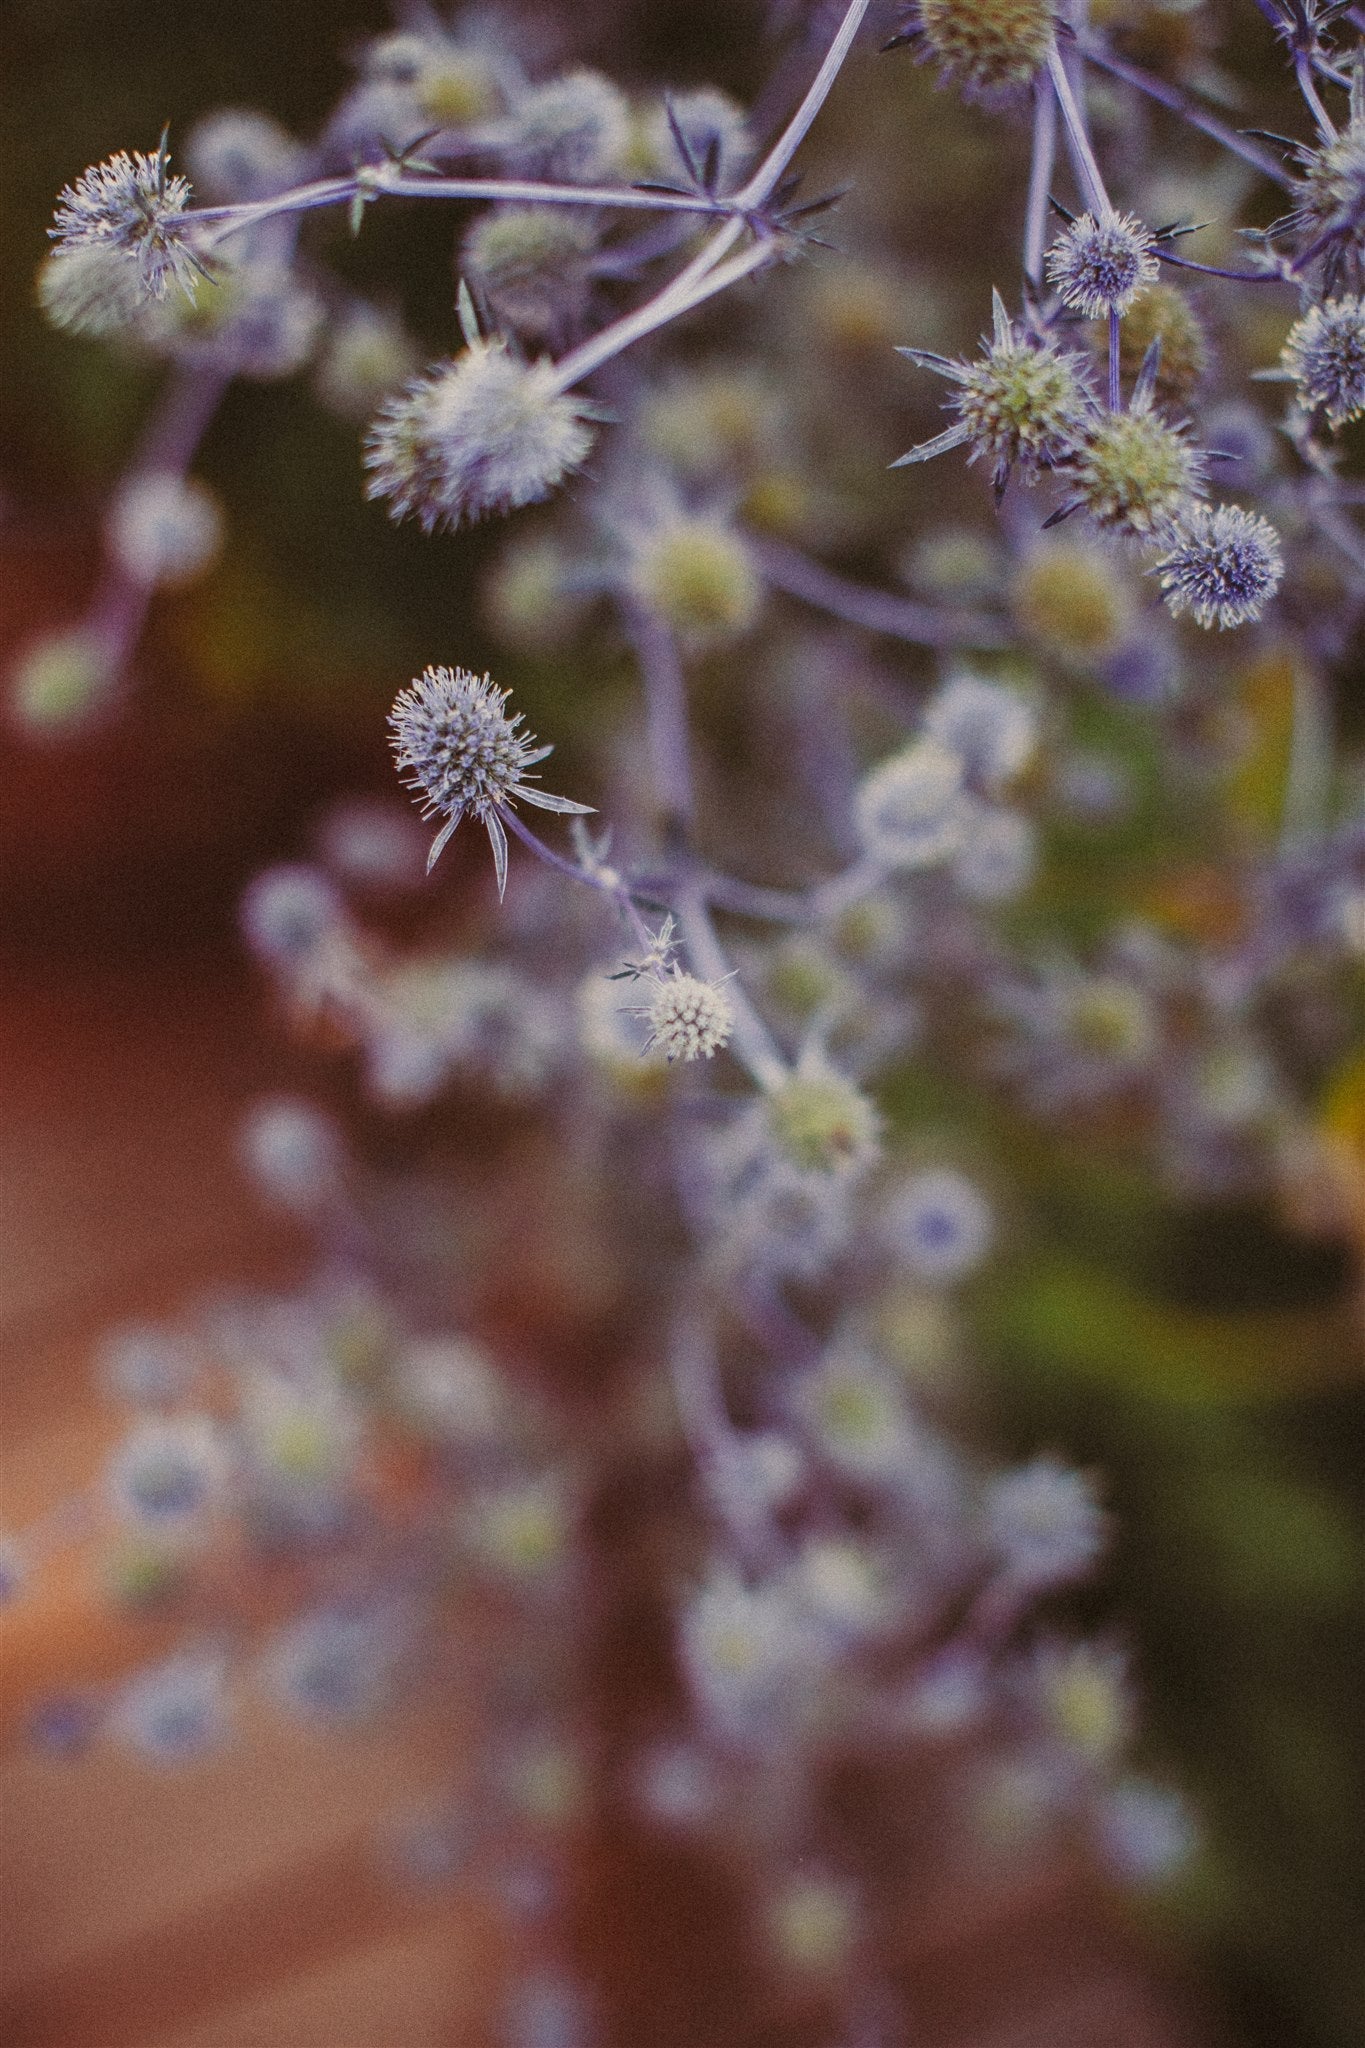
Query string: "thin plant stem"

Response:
xmin=622 ymin=601 xmax=695 ymax=832
xmin=1295 ymin=51 xmax=1338 ymax=143
xmin=752 ymin=536 xmax=1008 ymax=649
xmin=1079 ymin=39 xmax=1293 ymax=188
xmin=675 ymin=885 xmax=787 ymax=1090
xmin=499 ymin=806 xmax=656 ymax=948
xmin=1047 ymin=42 xmax=1112 ymax=217
xmin=1024 ymin=80 xmax=1057 ymax=287
xmin=1108 ymin=307 xmax=1121 ymax=410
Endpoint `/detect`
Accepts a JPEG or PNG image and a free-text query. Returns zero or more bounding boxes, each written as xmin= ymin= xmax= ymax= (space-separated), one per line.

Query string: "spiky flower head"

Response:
xmin=50 ymin=140 xmax=201 ymax=302
xmin=1282 ymin=118 xmax=1365 ymax=290
xmin=1282 ymin=296 xmax=1365 ymax=428
xmin=896 ymin=0 xmax=1056 ymax=106
xmin=1153 ymin=502 xmax=1284 ymax=629
xmin=1072 ymin=403 xmax=1203 ymax=539
xmin=634 ymin=971 xmax=734 ymax=1063
xmin=389 ymin=664 xmax=592 ymax=890
xmin=365 ymin=336 xmax=596 ymax=532
xmin=1046 ymin=211 xmax=1158 ymax=319
xmin=896 ymin=292 xmax=1089 ymax=492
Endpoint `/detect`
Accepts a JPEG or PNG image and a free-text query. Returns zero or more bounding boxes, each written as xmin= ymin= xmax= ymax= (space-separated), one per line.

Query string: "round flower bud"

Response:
xmin=636 ymin=971 xmax=734 ymax=1063
xmin=239 ymin=864 xmax=346 ymax=967
xmin=1282 ymin=296 xmax=1365 ymax=428
xmin=313 ymin=305 xmax=419 ymax=422
xmin=766 ymin=1871 xmax=860 ymax=1979
xmin=502 ymin=69 xmax=632 ymax=183
xmin=238 ymin=1097 xmax=345 ymax=1213
xmin=106 ymin=1417 xmax=225 ymax=1526
xmin=1154 ymin=502 xmax=1283 ymax=629
xmin=1107 ymin=283 xmax=1209 ymax=403
xmin=1031 ymin=1638 xmax=1134 ymax=1769
xmin=764 ymin=1061 xmax=881 ymax=1178
xmin=484 ymin=535 xmax=592 ymax=653
xmin=105 ymin=472 xmax=223 ymax=588
xmin=888 ymin=1168 xmax=993 ymax=1282
xmin=1012 ymin=539 xmax=1136 ymax=661
xmin=951 ymin=803 xmax=1037 ymax=901
xmin=1073 ymin=407 xmax=1202 ymax=538
xmin=1098 ymin=1779 xmax=1197 ymax=1886
xmin=184 ymin=109 xmax=306 ymax=202
xmin=365 ymin=343 xmax=596 ymax=532
xmin=463 ymin=207 xmax=598 ymax=343
xmin=985 ymin=1455 xmax=1105 ymax=1589
xmin=626 ymin=515 xmax=762 ymax=643
xmin=1046 ymin=211 xmax=1158 ymax=319
xmin=855 ymin=737 xmax=967 ymax=869
xmin=911 ymin=0 xmax=1057 ymax=105
xmin=640 ymin=87 xmax=752 ymax=189
xmin=8 ymin=630 xmax=117 ymax=737
xmin=37 ymin=244 xmax=157 ymax=340
xmin=110 ymin=1651 xmax=230 ymax=1762
xmin=923 ymin=674 xmax=1036 ymax=788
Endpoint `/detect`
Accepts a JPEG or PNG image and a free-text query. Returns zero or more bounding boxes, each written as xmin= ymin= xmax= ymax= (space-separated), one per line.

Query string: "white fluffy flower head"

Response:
xmin=389 ymin=664 xmax=592 ymax=891
xmin=365 ymin=339 xmax=596 ymax=531
xmin=635 ymin=970 xmax=734 ymax=1063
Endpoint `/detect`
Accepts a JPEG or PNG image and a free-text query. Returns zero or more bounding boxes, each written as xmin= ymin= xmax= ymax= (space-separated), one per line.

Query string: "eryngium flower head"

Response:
xmin=50 ymin=143 xmax=200 ymax=301
xmin=1153 ymin=503 xmax=1284 ymax=629
xmin=896 ymin=0 xmax=1056 ymax=106
xmin=1281 ymin=119 xmax=1365 ymax=290
xmin=896 ymin=292 xmax=1089 ymax=492
xmin=389 ymin=664 xmax=591 ymax=890
xmin=636 ymin=971 xmax=734 ymax=1063
xmin=365 ymin=342 xmax=596 ymax=532
xmin=1073 ymin=404 xmax=1203 ymax=538
xmin=855 ymin=736 xmax=967 ymax=869
xmin=1282 ymin=296 xmax=1365 ymax=428
xmin=1046 ymin=212 xmax=1158 ymax=319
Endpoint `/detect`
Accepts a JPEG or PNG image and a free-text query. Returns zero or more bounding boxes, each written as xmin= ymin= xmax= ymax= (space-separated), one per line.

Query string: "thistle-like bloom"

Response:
xmin=1282 ymin=296 xmax=1365 ymax=428
xmin=890 ymin=0 xmax=1056 ymax=106
xmin=1153 ymin=503 xmax=1284 ymax=629
xmin=634 ymin=971 xmax=735 ymax=1063
xmin=50 ymin=142 xmax=200 ymax=301
xmin=365 ymin=340 xmax=596 ymax=532
xmin=896 ymin=291 xmax=1089 ymax=493
xmin=1046 ymin=212 xmax=1158 ymax=319
xmin=1072 ymin=401 xmax=1203 ymax=539
xmin=1278 ymin=117 xmax=1365 ymax=290
xmin=389 ymin=664 xmax=592 ymax=892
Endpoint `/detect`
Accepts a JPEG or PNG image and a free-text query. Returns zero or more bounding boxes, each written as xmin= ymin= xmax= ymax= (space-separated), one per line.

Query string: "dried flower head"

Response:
xmin=1047 ymin=211 xmax=1158 ymax=319
xmin=365 ymin=338 xmax=596 ymax=532
xmin=1281 ymin=118 xmax=1365 ymax=290
xmin=895 ymin=0 xmax=1056 ymax=106
xmin=1282 ymin=296 xmax=1365 ymax=428
xmin=634 ymin=971 xmax=735 ymax=1063
xmin=51 ymin=140 xmax=201 ymax=302
xmin=897 ymin=291 xmax=1089 ymax=492
xmin=1153 ymin=502 xmax=1284 ymax=629
xmin=389 ymin=664 xmax=592 ymax=890
xmin=1072 ymin=403 xmax=1203 ymax=538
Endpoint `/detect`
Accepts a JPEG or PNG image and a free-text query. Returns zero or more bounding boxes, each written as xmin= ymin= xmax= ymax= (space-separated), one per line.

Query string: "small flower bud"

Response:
xmin=635 ymin=970 xmax=734 ymax=1062
xmin=855 ymin=737 xmax=967 ymax=869
xmin=105 ymin=472 xmax=223 ymax=588
xmin=626 ymin=513 xmax=763 ymax=644
xmin=1073 ymin=406 xmax=1203 ymax=538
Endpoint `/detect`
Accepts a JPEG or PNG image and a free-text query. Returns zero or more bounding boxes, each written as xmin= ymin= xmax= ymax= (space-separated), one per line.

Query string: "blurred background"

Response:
xmin=0 ymin=4 xmax=1361 ymax=2046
